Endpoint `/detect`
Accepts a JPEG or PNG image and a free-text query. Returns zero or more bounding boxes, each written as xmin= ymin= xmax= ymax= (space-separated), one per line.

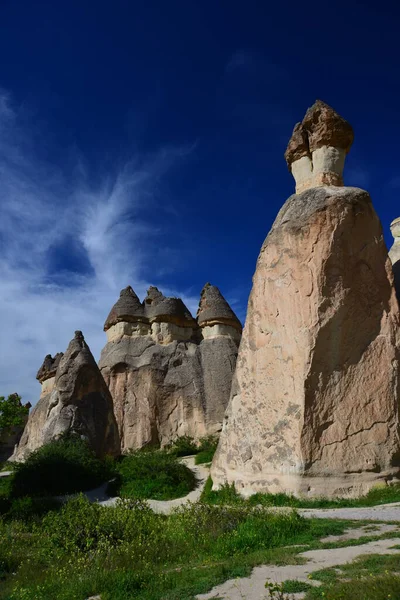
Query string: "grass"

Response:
xmin=0 ymin=495 xmax=318 ymax=600
xmin=304 ymin=554 xmax=400 ymax=599
xmin=108 ymin=450 xmax=197 ymax=500
xmin=2 ymin=440 xmax=400 ymax=599
xmin=201 ymin=476 xmax=400 ymax=508
xmin=281 ymin=579 xmax=313 ymax=593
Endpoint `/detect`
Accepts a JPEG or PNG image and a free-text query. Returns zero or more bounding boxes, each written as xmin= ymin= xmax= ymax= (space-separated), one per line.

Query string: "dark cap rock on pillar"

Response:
xmin=285 ymin=100 xmax=354 ymax=193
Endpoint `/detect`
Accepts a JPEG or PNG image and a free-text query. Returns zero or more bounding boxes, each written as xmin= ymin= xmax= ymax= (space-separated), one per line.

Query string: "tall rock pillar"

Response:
xmin=211 ymin=101 xmax=400 ymax=498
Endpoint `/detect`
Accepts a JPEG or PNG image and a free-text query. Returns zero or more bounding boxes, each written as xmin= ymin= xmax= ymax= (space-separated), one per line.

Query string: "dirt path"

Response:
xmin=88 ymin=456 xmax=210 ymax=512
xmin=197 ymin=532 xmax=400 ymax=600
xmin=298 ymin=503 xmax=400 ymax=522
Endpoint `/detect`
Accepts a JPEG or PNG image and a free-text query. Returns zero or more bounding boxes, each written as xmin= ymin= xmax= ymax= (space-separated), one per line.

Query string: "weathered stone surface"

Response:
xmin=211 ymin=186 xmax=400 ymax=498
xmin=99 ymin=285 xmax=241 ymax=451
xmin=104 ymin=285 xmax=146 ymax=331
xmin=36 ymin=353 xmax=64 ymax=383
xmin=390 ymin=217 xmax=400 ymax=301
xmin=197 ymin=283 xmax=242 ymax=332
xmin=144 ymin=286 xmax=196 ymax=328
xmin=285 ymin=101 xmax=354 ymax=193
xmin=13 ymin=332 xmax=120 ymax=460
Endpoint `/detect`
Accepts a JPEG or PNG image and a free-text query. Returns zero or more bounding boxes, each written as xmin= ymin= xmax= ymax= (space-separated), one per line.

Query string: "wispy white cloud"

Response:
xmin=0 ymin=91 xmax=199 ymax=404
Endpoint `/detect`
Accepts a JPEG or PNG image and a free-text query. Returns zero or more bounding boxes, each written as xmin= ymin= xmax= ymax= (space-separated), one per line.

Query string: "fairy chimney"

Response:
xmin=285 ymin=100 xmax=354 ymax=193
xmin=212 ymin=102 xmax=400 ymax=499
xmin=197 ymin=283 xmax=242 ymax=344
xmin=144 ymin=286 xmax=196 ymax=344
xmin=104 ymin=285 xmax=150 ymax=341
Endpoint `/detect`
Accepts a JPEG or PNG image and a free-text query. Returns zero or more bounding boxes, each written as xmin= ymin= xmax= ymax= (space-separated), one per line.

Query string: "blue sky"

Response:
xmin=1 ymin=0 xmax=399 ymax=404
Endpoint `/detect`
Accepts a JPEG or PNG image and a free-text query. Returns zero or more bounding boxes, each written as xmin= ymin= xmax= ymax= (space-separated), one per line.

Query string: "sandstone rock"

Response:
xmin=285 ymin=100 xmax=354 ymax=193
xmin=389 ymin=217 xmax=400 ymax=300
xmin=197 ymin=283 xmax=242 ymax=333
xmin=12 ymin=332 xmax=120 ymax=461
xmin=212 ymin=104 xmax=400 ymax=499
xmin=36 ymin=353 xmax=64 ymax=383
xmin=104 ymin=285 xmax=146 ymax=330
xmin=99 ymin=285 xmax=241 ymax=451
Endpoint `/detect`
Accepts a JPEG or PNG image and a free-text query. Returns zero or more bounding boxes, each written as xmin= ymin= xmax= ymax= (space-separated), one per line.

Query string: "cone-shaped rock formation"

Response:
xmin=13 ymin=332 xmax=120 ymax=460
xmin=99 ymin=285 xmax=241 ymax=451
xmin=212 ymin=102 xmax=400 ymax=498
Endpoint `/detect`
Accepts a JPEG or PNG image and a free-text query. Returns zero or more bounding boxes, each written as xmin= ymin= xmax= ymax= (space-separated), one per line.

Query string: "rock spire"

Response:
xmin=12 ymin=331 xmax=120 ymax=461
xmin=104 ymin=285 xmax=145 ymax=331
xmin=197 ymin=283 xmax=242 ymax=332
xmin=285 ymin=100 xmax=354 ymax=193
xmin=211 ymin=105 xmax=400 ymax=499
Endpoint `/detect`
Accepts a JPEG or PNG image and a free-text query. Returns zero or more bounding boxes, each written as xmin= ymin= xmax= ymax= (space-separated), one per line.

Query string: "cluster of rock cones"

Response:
xmin=10 ymin=100 xmax=400 ymax=499
xmin=13 ymin=284 xmax=242 ymax=460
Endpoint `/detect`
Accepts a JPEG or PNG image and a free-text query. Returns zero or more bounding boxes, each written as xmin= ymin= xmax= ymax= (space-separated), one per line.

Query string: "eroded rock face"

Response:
xmin=211 ymin=186 xmax=400 ymax=498
xmin=99 ymin=285 xmax=241 ymax=451
xmin=390 ymin=218 xmax=400 ymax=301
xmin=13 ymin=332 xmax=120 ymax=460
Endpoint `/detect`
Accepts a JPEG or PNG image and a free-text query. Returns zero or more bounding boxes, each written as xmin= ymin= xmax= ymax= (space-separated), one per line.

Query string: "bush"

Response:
xmin=10 ymin=435 xmax=113 ymax=497
xmin=195 ymin=436 xmax=219 ymax=464
xmin=109 ymin=450 xmax=197 ymax=500
xmin=167 ymin=435 xmax=198 ymax=457
xmin=0 ymin=394 xmax=29 ymax=430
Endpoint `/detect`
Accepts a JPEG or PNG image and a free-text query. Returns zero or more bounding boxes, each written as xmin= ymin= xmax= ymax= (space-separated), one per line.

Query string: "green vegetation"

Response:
xmin=167 ymin=435 xmax=198 ymax=457
xmin=166 ymin=434 xmax=219 ymax=464
xmin=109 ymin=450 xmax=197 ymax=500
xmin=202 ymin=476 xmax=400 ymax=508
xmin=0 ymin=494 xmax=352 ymax=600
xmin=304 ymin=554 xmax=400 ymax=599
xmin=194 ymin=436 xmax=219 ymax=465
xmin=7 ymin=435 xmax=112 ymax=498
xmin=0 ymin=394 xmax=28 ymax=431
xmin=281 ymin=579 xmax=312 ymax=593
xmin=2 ymin=438 xmax=400 ymax=599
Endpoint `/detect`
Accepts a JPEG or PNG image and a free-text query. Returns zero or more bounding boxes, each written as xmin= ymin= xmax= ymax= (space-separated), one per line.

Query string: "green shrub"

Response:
xmin=200 ymin=476 xmax=242 ymax=504
xmin=10 ymin=436 xmax=113 ymax=497
xmin=195 ymin=436 xmax=219 ymax=464
xmin=109 ymin=450 xmax=197 ymax=500
xmin=167 ymin=435 xmax=198 ymax=457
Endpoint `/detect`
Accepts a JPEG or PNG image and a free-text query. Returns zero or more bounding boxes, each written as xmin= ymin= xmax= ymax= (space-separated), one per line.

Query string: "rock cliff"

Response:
xmin=12 ymin=332 xmax=120 ymax=460
xmin=99 ymin=284 xmax=241 ymax=452
xmin=211 ymin=101 xmax=400 ymax=498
